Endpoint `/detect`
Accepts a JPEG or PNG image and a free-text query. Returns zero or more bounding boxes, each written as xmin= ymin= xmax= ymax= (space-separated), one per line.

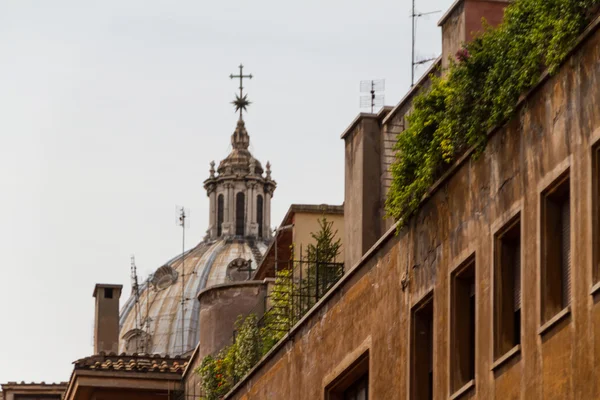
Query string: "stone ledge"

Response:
xmin=538 ymin=306 xmax=571 ymax=336
xmin=491 ymin=344 xmax=521 ymax=372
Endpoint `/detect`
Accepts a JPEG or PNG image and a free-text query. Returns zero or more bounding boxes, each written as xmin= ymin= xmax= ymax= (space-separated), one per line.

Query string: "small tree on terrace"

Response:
xmin=304 ymin=217 xmax=342 ymax=307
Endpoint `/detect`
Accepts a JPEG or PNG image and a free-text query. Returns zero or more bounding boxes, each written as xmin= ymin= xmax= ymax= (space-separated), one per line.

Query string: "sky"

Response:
xmin=0 ymin=0 xmax=453 ymax=384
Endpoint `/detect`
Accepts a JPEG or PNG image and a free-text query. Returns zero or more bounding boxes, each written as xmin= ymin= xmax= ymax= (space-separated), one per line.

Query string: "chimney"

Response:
xmin=341 ymin=111 xmax=389 ymax=269
xmin=93 ymin=284 xmax=122 ymax=354
xmin=439 ymin=0 xmax=510 ymax=71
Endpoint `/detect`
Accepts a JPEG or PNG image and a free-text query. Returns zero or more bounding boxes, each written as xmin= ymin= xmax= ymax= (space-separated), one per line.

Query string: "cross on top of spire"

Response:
xmin=230 ymin=64 xmax=253 ymax=118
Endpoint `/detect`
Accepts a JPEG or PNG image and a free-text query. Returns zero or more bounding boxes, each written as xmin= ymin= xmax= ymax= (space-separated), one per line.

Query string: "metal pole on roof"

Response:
xmin=412 ymin=0 xmax=415 ymax=86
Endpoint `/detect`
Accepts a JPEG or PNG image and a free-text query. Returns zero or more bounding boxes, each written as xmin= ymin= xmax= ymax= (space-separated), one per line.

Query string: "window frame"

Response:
xmin=449 ymin=254 xmax=476 ymax=396
xmin=325 ymin=351 xmax=369 ymax=400
xmin=492 ymin=212 xmax=522 ymax=361
xmin=410 ymin=291 xmax=434 ymax=400
xmin=539 ymin=169 xmax=571 ymax=325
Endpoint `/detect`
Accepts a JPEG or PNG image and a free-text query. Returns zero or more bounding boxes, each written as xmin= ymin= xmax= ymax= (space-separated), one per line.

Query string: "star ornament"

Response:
xmin=232 ymin=93 xmax=251 ymax=114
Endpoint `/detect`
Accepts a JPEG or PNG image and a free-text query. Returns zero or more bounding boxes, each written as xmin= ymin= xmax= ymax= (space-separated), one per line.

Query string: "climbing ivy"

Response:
xmin=261 ymin=267 xmax=294 ymax=354
xmin=386 ymin=0 xmax=600 ymax=223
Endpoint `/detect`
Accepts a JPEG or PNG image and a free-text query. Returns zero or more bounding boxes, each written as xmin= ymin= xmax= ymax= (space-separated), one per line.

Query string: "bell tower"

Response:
xmin=203 ymin=64 xmax=276 ymax=241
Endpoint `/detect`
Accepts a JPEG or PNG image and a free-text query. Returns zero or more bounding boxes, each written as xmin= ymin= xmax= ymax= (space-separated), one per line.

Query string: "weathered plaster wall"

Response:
xmin=220 ymin=17 xmax=600 ymax=400
xmin=197 ymin=282 xmax=267 ymax=360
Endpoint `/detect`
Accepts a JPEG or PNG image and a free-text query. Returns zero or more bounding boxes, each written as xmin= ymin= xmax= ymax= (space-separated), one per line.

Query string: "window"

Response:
xmin=343 ymin=374 xmax=368 ymax=400
xmin=104 ymin=288 xmax=113 ymax=299
xmin=257 ymin=195 xmax=264 ymax=238
xmin=411 ymin=293 xmax=434 ymax=400
xmin=593 ymin=145 xmax=600 ymax=284
xmin=325 ymin=352 xmax=369 ymax=400
xmin=217 ymin=194 xmax=224 ymax=237
xmin=450 ymin=256 xmax=476 ymax=393
xmin=493 ymin=215 xmax=521 ymax=359
xmin=236 ymin=192 xmax=245 ymax=236
xmin=541 ymin=171 xmax=571 ymax=323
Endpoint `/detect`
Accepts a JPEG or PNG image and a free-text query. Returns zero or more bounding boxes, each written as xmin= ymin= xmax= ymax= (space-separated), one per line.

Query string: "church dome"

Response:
xmin=119 ymin=237 xmax=268 ymax=356
xmin=119 ymin=65 xmax=275 ymax=356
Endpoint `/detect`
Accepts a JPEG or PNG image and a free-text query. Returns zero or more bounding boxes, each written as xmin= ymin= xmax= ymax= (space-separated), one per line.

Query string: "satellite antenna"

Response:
xmin=411 ymin=0 xmax=441 ymax=86
xmin=360 ymin=79 xmax=385 ymax=113
xmin=176 ymin=205 xmax=191 ymax=354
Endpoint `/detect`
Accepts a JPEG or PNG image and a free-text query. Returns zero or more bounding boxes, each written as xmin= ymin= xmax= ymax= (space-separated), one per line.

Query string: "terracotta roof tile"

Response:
xmin=73 ymin=352 xmax=189 ymax=374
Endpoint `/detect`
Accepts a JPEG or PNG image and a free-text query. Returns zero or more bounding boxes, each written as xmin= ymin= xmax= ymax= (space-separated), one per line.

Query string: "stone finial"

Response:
xmin=231 ymin=118 xmax=250 ymax=150
xmin=266 ymin=161 xmax=272 ymax=179
xmin=209 ymin=161 xmax=215 ymax=178
xmin=249 ymin=158 xmax=256 ymax=175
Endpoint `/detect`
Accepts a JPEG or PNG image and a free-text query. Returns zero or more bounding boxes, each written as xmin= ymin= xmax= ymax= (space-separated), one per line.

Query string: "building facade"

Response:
xmin=214 ymin=3 xmax=600 ymax=400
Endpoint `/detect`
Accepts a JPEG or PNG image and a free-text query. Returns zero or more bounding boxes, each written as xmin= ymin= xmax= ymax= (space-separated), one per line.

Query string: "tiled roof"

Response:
xmin=73 ymin=352 xmax=189 ymax=374
xmin=2 ymin=382 xmax=67 ymax=386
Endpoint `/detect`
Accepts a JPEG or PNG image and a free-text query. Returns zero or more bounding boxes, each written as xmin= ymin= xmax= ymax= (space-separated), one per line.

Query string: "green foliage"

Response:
xmin=261 ymin=268 xmax=294 ymax=353
xmin=197 ymin=314 xmax=261 ymax=399
xmin=232 ymin=313 xmax=262 ymax=380
xmin=197 ymin=348 xmax=233 ymax=400
xmin=196 ymin=219 xmax=345 ymax=396
xmin=306 ymin=217 xmax=342 ymax=264
xmin=303 ymin=218 xmax=343 ymax=307
xmin=386 ymin=0 xmax=600 ymax=222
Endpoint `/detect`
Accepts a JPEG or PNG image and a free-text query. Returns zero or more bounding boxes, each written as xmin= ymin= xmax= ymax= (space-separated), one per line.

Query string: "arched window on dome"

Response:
xmin=217 ymin=194 xmax=224 ymax=237
xmin=236 ymin=192 xmax=245 ymax=236
xmin=122 ymin=329 xmax=152 ymax=354
xmin=257 ymin=194 xmax=264 ymax=238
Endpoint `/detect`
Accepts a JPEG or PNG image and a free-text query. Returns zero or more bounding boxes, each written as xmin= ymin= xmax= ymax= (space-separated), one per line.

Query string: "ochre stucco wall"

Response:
xmin=217 ymin=17 xmax=600 ymax=400
xmin=293 ymin=212 xmax=345 ymax=262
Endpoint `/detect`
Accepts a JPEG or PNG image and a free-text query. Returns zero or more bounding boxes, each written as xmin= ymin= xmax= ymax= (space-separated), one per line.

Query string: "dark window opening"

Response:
xmin=411 ymin=293 xmax=434 ymax=400
xmin=541 ymin=172 xmax=571 ymax=324
xmin=593 ymin=144 xmax=600 ymax=284
xmin=451 ymin=256 xmax=476 ymax=393
xmin=494 ymin=215 xmax=521 ymax=359
xmin=217 ymin=194 xmax=224 ymax=237
xmin=257 ymin=195 xmax=264 ymax=238
xmin=104 ymin=288 xmax=113 ymax=299
xmin=236 ymin=192 xmax=245 ymax=236
xmin=325 ymin=352 xmax=369 ymax=400
xmin=343 ymin=374 xmax=368 ymax=400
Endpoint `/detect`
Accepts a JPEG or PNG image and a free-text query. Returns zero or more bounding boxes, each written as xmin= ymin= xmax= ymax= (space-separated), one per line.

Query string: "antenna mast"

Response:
xmin=411 ymin=1 xmax=441 ymax=86
xmin=130 ymin=255 xmax=142 ymax=351
xmin=360 ymin=80 xmax=385 ymax=113
xmin=177 ymin=206 xmax=189 ymax=354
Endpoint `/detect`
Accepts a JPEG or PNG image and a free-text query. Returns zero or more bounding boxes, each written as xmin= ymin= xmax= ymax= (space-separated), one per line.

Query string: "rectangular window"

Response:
xmin=593 ymin=145 xmax=600 ymax=284
xmin=104 ymin=288 xmax=113 ymax=299
xmin=451 ymin=257 xmax=476 ymax=393
xmin=325 ymin=352 xmax=369 ymax=400
xmin=343 ymin=374 xmax=368 ymax=400
xmin=493 ymin=215 xmax=521 ymax=359
xmin=541 ymin=172 xmax=571 ymax=324
xmin=411 ymin=293 xmax=434 ymax=400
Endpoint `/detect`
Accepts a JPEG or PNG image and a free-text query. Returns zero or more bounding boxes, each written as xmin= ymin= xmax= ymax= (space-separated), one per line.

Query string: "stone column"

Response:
xmin=265 ymin=190 xmax=272 ymax=238
xmin=224 ymin=184 xmax=230 ymax=223
xmin=229 ymin=184 xmax=235 ymax=230
xmin=208 ymin=187 xmax=216 ymax=239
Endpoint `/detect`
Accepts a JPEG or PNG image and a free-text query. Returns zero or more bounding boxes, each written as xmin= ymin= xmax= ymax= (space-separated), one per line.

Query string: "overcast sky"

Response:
xmin=0 ymin=0 xmax=452 ymax=384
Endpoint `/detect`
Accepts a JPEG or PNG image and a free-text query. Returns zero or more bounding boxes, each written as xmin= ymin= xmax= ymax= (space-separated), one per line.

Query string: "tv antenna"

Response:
xmin=411 ymin=0 xmax=441 ymax=86
xmin=176 ymin=205 xmax=191 ymax=354
xmin=360 ymin=79 xmax=385 ymax=113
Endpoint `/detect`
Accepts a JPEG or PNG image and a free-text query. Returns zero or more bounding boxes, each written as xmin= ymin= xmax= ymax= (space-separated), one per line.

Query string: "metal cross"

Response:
xmin=230 ymin=64 xmax=253 ymax=118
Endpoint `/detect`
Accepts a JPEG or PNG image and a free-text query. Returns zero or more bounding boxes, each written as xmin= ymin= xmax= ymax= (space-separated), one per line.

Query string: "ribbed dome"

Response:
xmin=118 ymin=237 xmax=268 ymax=356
